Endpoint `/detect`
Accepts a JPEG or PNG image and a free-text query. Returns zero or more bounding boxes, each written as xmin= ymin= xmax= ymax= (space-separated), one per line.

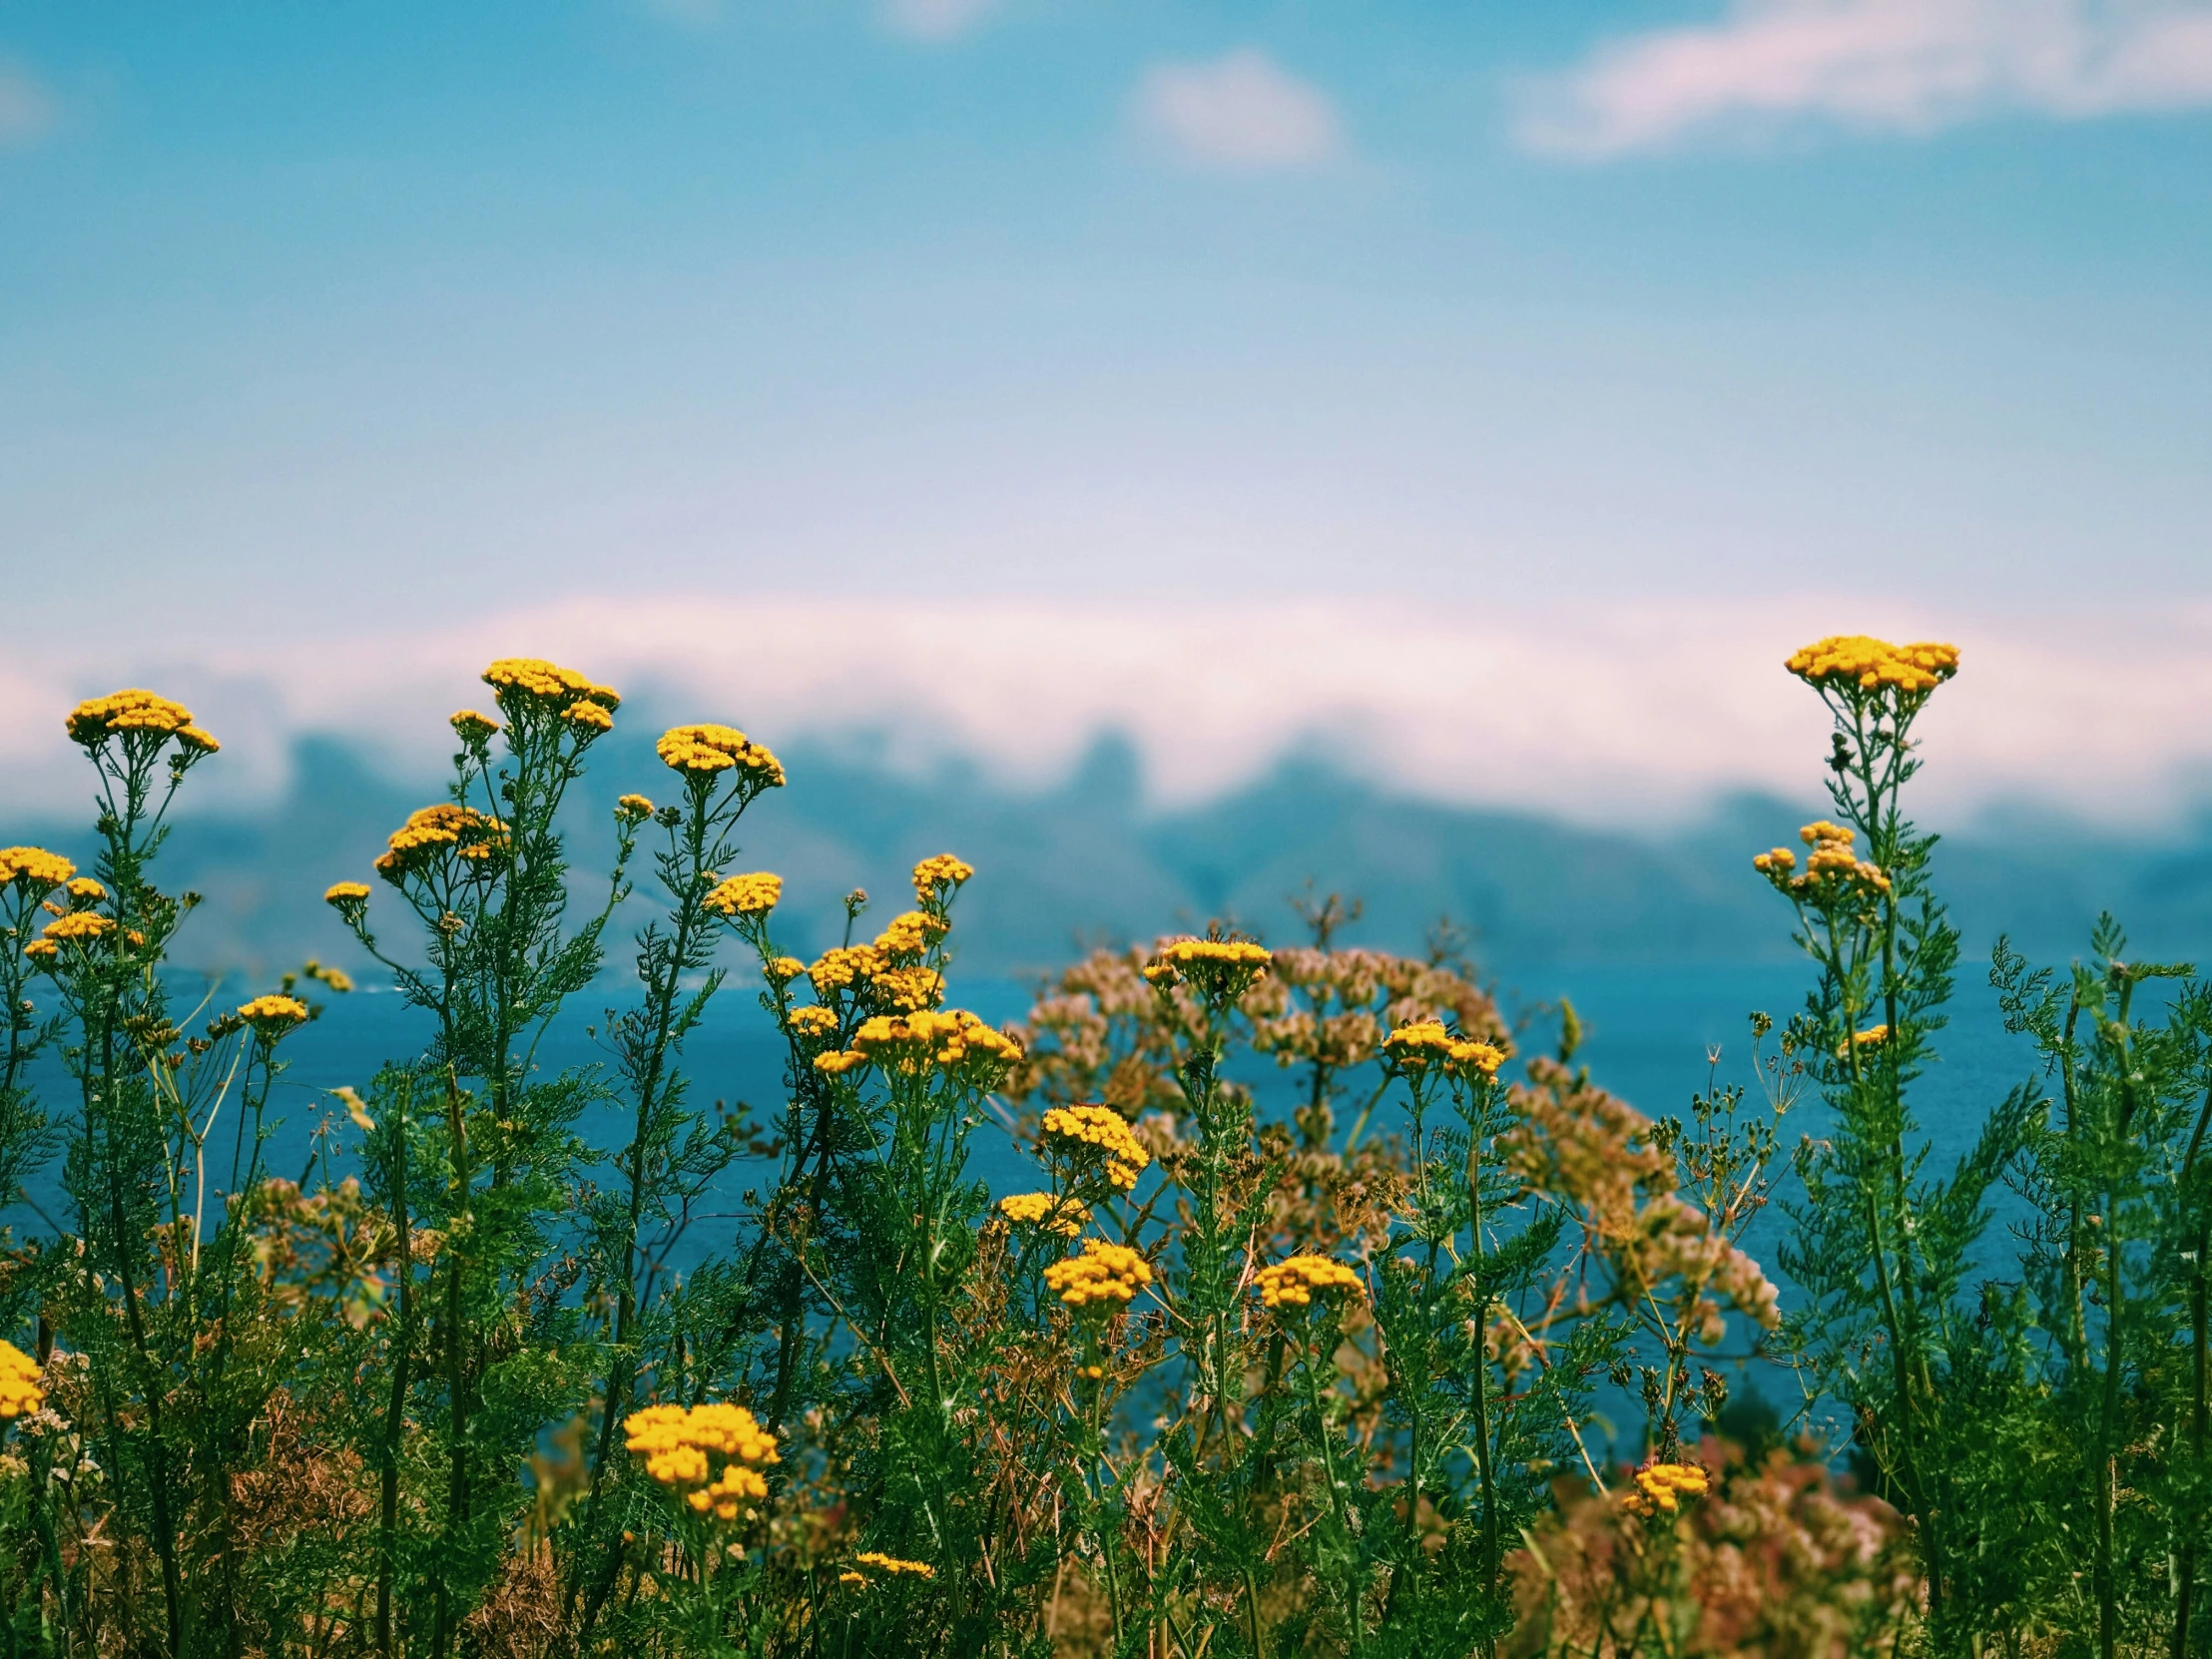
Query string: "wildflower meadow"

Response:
xmin=0 ymin=636 xmax=2207 ymax=1657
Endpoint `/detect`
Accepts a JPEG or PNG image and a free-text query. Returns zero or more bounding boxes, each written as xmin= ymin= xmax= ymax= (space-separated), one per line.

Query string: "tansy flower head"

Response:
xmin=765 ymin=955 xmax=806 ymax=984
xmin=66 ymin=689 xmax=204 ymax=752
xmin=1255 ymin=1254 xmax=1366 ymax=1312
xmin=41 ymin=913 xmax=113 ymax=946
xmin=324 ymin=881 xmax=372 ymax=919
xmin=910 ymin=853 xmax=973 ymax=906
xmin=1044 ymin=1239 xmax=1153 ymax=1312
xmin=615 ymin=794 xmax=655 ymax=824
xmin=0 ymin=1341 xmax=45 ymax=1420
xmin=449 ymin=710 xmax=500 ymax=744
xmin=703 ymin=872 xmax=782 ymax=919
xmin=238 ymin=995 xmax=311 ymax=1039
xmin=1621 ymin=1460 xmax=1710 ymax=1517
xmin=65 ymin=877 xmax=105 ymax=904
xmin=0 ymin=847 xmax=74 ymax=894
xmin=868 ymin=965 xmax=943 ymax=1013
xmin=373 ymin=805 xmax=507 ymax=885
xmin=785 ymin=1005 xmax=839 ymax=1040
xmin=1383 ymin=1020 xmax=1507 ymax=1081
xmin=808 ymin=944 xmax=885 ymax=995
xmin=1785 ymin=636 xmax=1958 ymax=699
xmin=1039 ymin=1104 xmax=1151 ymax=1193
xmin=1155 ymin=936 xmax=1271 ymax=1003
xmin=482 ymin=658 xmax=620 ymax=715
xmin=563 ymin=699 xmax=614 ymax=734
xmin=849 ymin=1008 xmax=1022 ymax=1079
xmin=655 ymin=724 xmax=785 ymax=787
xmin=622 ymin=1399 xmax=779 ymax=1502
xmin=997 ymin=1192 xmax=1090 ymax=1239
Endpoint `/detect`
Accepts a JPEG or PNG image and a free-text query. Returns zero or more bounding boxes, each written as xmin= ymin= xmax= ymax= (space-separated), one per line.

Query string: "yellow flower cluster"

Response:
xmin=449 ymin=709 xmax=500 ymax=743
xmin=41 ymin=912 xmax=114 ymax=945
xmin=1786 ymin=636 xmax=1959 ymax=697
xmin=814 ymin=1049 xmax=867 ymax=1076
xmin=65 ymin=689 xmax=220 ymax=755
xmin=873 ymin=910 xmax=945 ymax=959
xmin=703 ymin=872 xmax=782 ymax=918
xmin=656 ymin=724 xmax=786 ymax=785
xmin=623 ymin=1400 xmax=780 ymax=1521
xmin=1382 ymin=1020 xmax=1506 ymax=1079
xmin=616 ymin=793 xmax=655 ymax=822
xmin=0 ymin=847 xmax=74 ymax=893
xmin=66 ymin=878 xmax=105 ymax=902
xmin=565 ymin=700 xmax=614 ymax=733
xmin=0 ymin=1341 xmax=43 ymax=1419
xmin=238 ymin=995 xmax=311 ymax=1037
xmin=870 ymin=965 xmax=944 ymax=1013
xmin=808 ymin=944 xmax=883 ymax=994
xmin=1040 ymin=1104 xmax=1151 ymax=1192
xmin=1840 ymin=1024 xmax=1891 ymax=1057
xmin=1149 ymin=936 xmax=1273 ymax=1000
xmin=1254 ymin=1254 xmax=1366 ymax=1311
xmin=373 ymin=805 xmax=506 ymax=883
xmin=787 ymin=1005 xmax=839 ymax=1040
xmin=910 ymin=853 xmax=973 ymax=903
xmin=765 ymin=955 xmax=806 ymax=984
xmin=1044 ymin=1239 xmax=1154 ymax=1310
xmin=847 ymin=1009 xmax=1023 ymax=1077
xmin=1758 ymin=822 xmax=1891 ymax=901
xmin=1621 ymin=1460 xmax=1709 ymax=1517
xmin=997 ymin=1192 xmax=1090 ymax=1238
xmin=852 ymin=1551 xmax=934 ymax=1579
xmin=482 ymin=658 xmax=621 ymax=716
xmin=324 ymin=881 xmax=372 ymax=913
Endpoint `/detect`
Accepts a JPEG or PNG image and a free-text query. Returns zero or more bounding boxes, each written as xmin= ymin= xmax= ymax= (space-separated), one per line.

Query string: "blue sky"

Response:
xmin=3 ymin=3 xmax=2212 ymax=818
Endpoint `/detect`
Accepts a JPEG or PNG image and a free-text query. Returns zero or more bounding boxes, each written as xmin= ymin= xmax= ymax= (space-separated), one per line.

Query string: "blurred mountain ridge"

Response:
xmin=13 ymin=731 xmax=2212 ymax=986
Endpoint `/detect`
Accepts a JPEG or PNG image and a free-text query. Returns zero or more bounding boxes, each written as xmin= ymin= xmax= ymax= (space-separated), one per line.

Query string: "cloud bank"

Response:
xmin=1133 ymin=49 xmax=1344 ymax=171
xmin=5 ymin=599 xmax=2211 ymax=834
xmin=0 ymin=60 xmax=55 ymax=147
xmin=1520 ymin=0 xmax=2212 ymax=157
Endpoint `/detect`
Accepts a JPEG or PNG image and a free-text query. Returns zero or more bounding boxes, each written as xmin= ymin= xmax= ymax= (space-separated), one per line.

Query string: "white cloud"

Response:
xmin=9 ymin=598 xmax=2212 ymax=833
xmin=0 ymin=61 xmax=56 ymax=148
xmin=1518 ymin=0 xmax=2212 ymax=157
xmin=1134 ymin=48 xmax=1345 ymax=171
xmin=880 ymin=0 xmax=996 ymax=42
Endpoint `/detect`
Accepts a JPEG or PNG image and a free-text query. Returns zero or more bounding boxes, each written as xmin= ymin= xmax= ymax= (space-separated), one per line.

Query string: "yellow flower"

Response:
xmin=41 ymin=912 xmax=113 ymax=945
xmin=1382 ymin=1020 xmax=1506 ymax=1080
xmin=1153 ymin=936 xmax=1271 ymax=1002
xmin=176 ymin=726 xmax=221 ymax=755
xmin=852 ymin=1551 xmax=935 ymax=1579
xmin=869 ymin=965 xmax=943 ymax=1013
xmin=65 ymin=689 xmax=203 ymax=750
xmin=1785 ymin=636 xmax=1959 ymax=698
xmin=65 ymin=877 xmax=105 ymax=903
xmin=1044 ymin=1239 xmax=1153 ymax=1312
xmin=703 ymin=872 xmax=782 ymax=918
xmin=237 ymin=995 xmax=311 ymax=1039
xmin=21 ymin=941 xmax=57 ymax=961
xmin=910 ymin=853 xmax=973 ymax=904
xmin=449 ymin=709 xmax=501 ymax=743
xmin=482 ymin=658 xmax=620 ymax=713
xmin=1254 ymin=1254 xmax=1365 ymax=1311
xmin=1621 ymin=1460 xmax=1709 ymax=1517
xmin=786 ymin=1005 xmax=839 ymax=1040
xmin=838 ymin=1571 xmax=867 ymax=1588
xmin=765 ymin=955 xmax=806 ymax=984
xmin=1039 ymin=1105 xmax=1151 ymax=1193
xmin=655 ymin=724 xmax=786 ymax=786
xmin=324 ymin=881 xmax=372 ymax=917
xmin=303 ymin=959 xmax=354 ymax=993
xmin=808 ymin=944 xmax=885 ymax=994
xmin=997 ymin=1192 xmax=1090 ymax=1238
xmin=373 ymin=805 xmax=507 ymax=884
xmin=873 ymin=910 xmax=945 ymax=959
xmin=814 ymin=1049 xmax=867 ymax=1076
xmin=616 ymin=794 xmax=655 ymax=823
xmin=0 ymin=847 xmax=75 ymax=894
xmin=564 ymin=699 xmax=614 ymax=733
xmin=849 ymin=1009 xmax=1022 ymax=1078
xmin=623 ymin=1399 xmax=779 ymax=1519
xmin=0 ymin=1341 xmax=44 ymax=1419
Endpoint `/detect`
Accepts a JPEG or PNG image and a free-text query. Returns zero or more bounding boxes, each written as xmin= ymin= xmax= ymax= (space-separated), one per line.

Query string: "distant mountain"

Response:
xmin=13 ymin=732 xmax=2212 ymax=986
